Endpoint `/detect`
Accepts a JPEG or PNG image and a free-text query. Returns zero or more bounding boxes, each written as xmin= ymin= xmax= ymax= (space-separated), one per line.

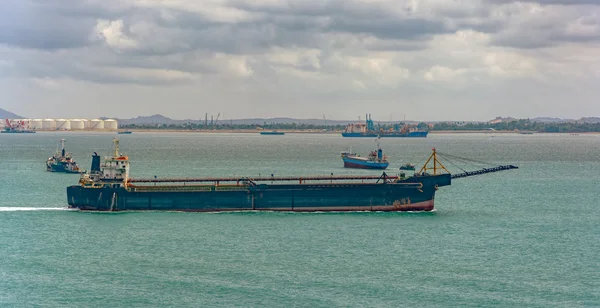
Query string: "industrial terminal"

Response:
xmin=2 ymin=118 xmax=119 ymax=131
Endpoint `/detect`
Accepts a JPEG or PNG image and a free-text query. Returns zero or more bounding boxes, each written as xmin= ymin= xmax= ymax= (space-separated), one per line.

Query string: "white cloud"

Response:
xmin=30 ymin=77 xmax=61 ymax=90
xmin=215 ymin=54 xmax=254 ymax=77
xmin=423 ymin=66 xmax=466 ymax=81
xmin=95 ymin=19 xmax=138 ymax=51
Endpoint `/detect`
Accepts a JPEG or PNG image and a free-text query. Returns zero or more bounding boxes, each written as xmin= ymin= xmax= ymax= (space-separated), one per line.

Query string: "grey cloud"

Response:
xmin=231 ymin=0 xmax=452 ymax=39
xmin=0 ymin=0 xmax=99 ymax=50
xmin=484 ymin=2 xmax=600 ymax=49
xmin=486 ymin=0 xmax=600 ymax=5
xmin=491 ymin=33 xmax=556 ymax=49
xmin=89 ymin=51 xmax=220 ymax=76
xmin=0 ymin=47 xmax=201 ymax=86
xmin=490 ymin=26 xmax=600 ymax=50
xmin=327 ymin=17 xmax=447 ymax=40
xmin=30 ymin=0 xmax=133 ymax=19
xmin=0 ymin=0 xmax=474 ymax=55
xmin=2 ymin=0 xmax=600 ymax=87
xmin=114 ymin=2 xmax=447 ymax=57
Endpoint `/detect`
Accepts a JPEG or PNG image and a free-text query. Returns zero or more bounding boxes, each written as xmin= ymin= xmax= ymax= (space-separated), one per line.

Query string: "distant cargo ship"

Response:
xmin=260 ymin=131 xmax=285 ymax=135
xmin=2 ymin=119 xmax=35 ymax=133
xmin=342 ymin=114 xmax=428 ymax=138
xmin=66 ymin=140 xmax=518 ymax=212
xmin=517 ymin=130 xmax=536 ymax=135
xmin=47 ymin=139 xmax=81 ymax=173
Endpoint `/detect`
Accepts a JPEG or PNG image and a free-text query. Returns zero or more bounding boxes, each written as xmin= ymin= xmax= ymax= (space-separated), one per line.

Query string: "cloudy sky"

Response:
xmin=1 ymin=0 xmax=599 ymax=121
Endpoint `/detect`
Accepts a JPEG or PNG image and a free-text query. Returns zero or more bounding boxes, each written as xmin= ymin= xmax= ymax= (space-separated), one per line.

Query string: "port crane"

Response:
xmin=213 ymin=113 xmax=220 ymax=130
xmin=4 ymin=119 xmax=27 ymax=130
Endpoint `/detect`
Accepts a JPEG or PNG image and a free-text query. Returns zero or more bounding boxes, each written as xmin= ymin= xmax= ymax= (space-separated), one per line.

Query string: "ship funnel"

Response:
xmin=60 ymin=138 xmax=66 ymax=157
xmin=91 ymin=152 xmax=101 ymax=172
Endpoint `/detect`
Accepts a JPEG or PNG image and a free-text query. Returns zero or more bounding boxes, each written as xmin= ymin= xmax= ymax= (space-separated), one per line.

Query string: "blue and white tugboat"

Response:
xmin=46 ymin=139 xmax=81 ymax=173
xmin=341 ymin=141 xmax=389 ymax=170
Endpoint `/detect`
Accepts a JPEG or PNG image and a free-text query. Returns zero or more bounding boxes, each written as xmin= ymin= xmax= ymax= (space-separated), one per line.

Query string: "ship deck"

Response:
xmin=127 ymin=174 xmax=400 ymax=185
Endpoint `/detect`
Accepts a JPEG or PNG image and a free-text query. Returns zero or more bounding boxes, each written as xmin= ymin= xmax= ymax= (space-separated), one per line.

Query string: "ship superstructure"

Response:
xmin=79 ymin=139 xmax=129 ymax=184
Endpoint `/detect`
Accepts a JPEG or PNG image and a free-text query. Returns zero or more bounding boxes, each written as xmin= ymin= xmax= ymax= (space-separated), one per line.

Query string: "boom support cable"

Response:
xmin=418 ymin=150 xmax=518 ymax=179
xmin=436 ymin=152 xmax=498 ymax=167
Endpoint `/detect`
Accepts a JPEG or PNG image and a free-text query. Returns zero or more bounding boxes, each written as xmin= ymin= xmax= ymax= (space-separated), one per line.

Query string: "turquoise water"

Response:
xmin=1 ymin=132 xmax=598 ymax=307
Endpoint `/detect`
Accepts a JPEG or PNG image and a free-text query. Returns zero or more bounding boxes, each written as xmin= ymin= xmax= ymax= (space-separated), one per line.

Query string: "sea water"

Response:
xmin=0 ymin=132 xmax=598 ymax=307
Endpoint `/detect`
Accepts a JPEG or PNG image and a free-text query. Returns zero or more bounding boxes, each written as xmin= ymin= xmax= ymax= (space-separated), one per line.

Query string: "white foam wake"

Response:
xmin=0 ymin=207 xmax=71 ymax=212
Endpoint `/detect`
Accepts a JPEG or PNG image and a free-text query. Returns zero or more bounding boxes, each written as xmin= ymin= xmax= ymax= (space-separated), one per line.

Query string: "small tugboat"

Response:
xmin=341 ymin=142 xmax=389 ymax=170
xmin=260 ymin=131 xmax=285 ymax=135
xmin=46 ymin=139 xmax=81 ymax=173
xmin=399 ymin=163 xmax=416 ymax=172
xmin=398 ymin=163 xmax=416 ymax=177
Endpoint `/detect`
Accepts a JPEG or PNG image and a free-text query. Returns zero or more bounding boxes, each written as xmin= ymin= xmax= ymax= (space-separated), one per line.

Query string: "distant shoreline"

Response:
xmin=18 ymin=129 xmax=598 ymax=135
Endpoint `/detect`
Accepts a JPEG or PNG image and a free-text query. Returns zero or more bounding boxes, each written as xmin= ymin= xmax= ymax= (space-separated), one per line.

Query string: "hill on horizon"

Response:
xmin=0 ymin=108 xmax=23 ymax=119
xmin=3 ymin=110 xmax=598 ymax=125
xmin=115 ymin=114 xmax=424 ymax=126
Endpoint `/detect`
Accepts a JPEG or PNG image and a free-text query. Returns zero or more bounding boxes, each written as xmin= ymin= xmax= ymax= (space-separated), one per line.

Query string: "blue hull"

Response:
xmin=47 ymin=162 xmax=81 ymax=173
xmin=260 ymin=131 xmax=285 ymax=135
xmin=341 ymin=132 xmax=427 ymax=138
xmin=342 ymin=157 xmax=389 ymax=169
xmin=2 ymin=130 xmax=36 ymax=134
xmin=67 ymin=174 xmax=451 ymax=212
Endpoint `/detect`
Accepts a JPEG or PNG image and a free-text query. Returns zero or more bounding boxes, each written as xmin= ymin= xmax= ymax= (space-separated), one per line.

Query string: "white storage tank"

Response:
xmin=42 ymin=119 xmax=56 ymax=130
xmin=90 ymin=119 xmax=104 ymax=129
xmin=70 ymin=119 xmax=85 ymax=130
xmin=55 ymin=119 xmax=70 ymax=130
xmin=104 ymin=119 xmax=118 ymax=130
xmin=81 ymin=119 xmax=90 ymax=129
xmin=31 ymin=119 xmax=43 ymax=130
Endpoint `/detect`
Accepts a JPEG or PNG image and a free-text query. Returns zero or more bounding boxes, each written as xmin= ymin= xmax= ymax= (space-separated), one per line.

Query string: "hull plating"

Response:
xmin=2 ymin=130 xmax=36 ymax=134
xmin=47 ymin=164 xmax=81 ymax=173
xmin=67 ymin=179 xmax=447 ymax=212
xmin=342 ymin=157 xmax=389 ymax=169
xmin=260 ymin=132 xmax=285 ymax=135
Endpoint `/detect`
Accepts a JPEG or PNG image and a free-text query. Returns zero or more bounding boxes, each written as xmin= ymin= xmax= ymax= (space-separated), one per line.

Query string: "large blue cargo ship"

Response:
xmin=66 ymin=140 xmax=517 ymax=212
xmin=341 ymin=114 xmax=428 ymax=138
xmin=341 ymin=131 xmax=428 ymax=138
